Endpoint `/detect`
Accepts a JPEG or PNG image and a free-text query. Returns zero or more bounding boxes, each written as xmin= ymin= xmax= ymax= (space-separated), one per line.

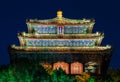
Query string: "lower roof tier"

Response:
xmin=9 ymin=45 xmax=112 ymax=54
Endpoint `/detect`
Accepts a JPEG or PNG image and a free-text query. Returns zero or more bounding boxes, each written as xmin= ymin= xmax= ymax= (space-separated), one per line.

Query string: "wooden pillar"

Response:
xmin=69 ymin=63 xmax=71 ymax=74
xmin=51 ymin=62 xmax=54 ymax=70
xmin=98 ymin=63 xmax=101 ymax=74
xmin=98 ymin=61 xmax=101 ymax=74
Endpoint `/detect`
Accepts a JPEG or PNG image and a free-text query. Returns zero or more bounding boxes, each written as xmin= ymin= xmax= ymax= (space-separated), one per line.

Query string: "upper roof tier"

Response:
xmin=18 ymin=32 xmax=104 ymax=39
xmin=26 ymin=11 xmax=95 ymax=25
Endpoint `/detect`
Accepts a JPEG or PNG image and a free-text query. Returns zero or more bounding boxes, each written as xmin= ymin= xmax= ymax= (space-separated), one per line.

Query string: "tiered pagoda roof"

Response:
xmin=9 ymin=11 xmax=112 ymax=53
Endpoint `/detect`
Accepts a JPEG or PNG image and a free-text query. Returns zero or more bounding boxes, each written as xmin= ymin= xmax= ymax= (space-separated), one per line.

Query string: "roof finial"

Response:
xmin=57 ymin=10 xmax=63 ymax=18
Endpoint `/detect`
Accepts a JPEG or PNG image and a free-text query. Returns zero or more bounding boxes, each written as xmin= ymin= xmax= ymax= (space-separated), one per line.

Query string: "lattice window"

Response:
xmin=71 ymin=62 xmax=83 ymax=74
xmin=53 ymin=62 xmax=69 ymax=74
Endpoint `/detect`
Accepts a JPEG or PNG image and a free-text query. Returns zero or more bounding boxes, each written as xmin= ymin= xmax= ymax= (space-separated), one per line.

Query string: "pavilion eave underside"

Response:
xmin=10 ymin=46 xmax=112 ymax=53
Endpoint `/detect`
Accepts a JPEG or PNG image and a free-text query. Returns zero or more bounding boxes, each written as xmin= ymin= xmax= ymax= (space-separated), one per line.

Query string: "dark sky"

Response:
xmin=0 ymin=0 xmax=120 ymax=69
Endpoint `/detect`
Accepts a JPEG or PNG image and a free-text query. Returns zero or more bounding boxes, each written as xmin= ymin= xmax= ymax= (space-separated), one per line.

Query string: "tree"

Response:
xmin=87 ymin=77 xmax=95 ymax=82
xmin=33 ymin=64 xmax=50 ymax=82
xmin=75 ymin=72 xmax=90 ymax=82
xmin=51 ymin=68 xmax=75 ymax=82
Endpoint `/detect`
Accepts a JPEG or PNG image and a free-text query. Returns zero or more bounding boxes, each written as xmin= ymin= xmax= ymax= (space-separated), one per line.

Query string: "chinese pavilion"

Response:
xmin=8 ymin=11 xmax=113 ymax=75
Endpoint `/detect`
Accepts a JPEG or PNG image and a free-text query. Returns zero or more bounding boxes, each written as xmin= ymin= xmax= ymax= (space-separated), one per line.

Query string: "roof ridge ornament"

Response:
xmin=57 ymin=10 xmax=63 ymax=19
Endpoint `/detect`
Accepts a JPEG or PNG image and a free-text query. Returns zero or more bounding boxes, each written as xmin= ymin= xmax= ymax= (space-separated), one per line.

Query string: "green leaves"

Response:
xmin=0 ymin=63 xmax=117 ymax=82
xmin=88 ymin=77 xmax=95 ymax=82
xmin=51 ymin=68 xmax=75 ymax=82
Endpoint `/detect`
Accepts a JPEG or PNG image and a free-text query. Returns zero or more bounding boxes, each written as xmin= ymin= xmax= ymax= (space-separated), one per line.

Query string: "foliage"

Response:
xmin=0 ymin=61 xmax=119 ymax=82
xmin=0 ymin=64 xmax=34 ymax=82
xmin=33 ymin=64 xmax=50 ymax=82
xmin=43 ymin=65 xmax=53 ymax=75
xmin=51 ymin=68 xmax=75 ymax=82
xmin=75 ymin=72 xmax=90 ymax=82
xmin=0 ymin=62 xmax=74 ymax=82
xmin=87 ymin=77 xmax=95 ymax=82
xmin=107 ymin=68 xmax=120 ymax=82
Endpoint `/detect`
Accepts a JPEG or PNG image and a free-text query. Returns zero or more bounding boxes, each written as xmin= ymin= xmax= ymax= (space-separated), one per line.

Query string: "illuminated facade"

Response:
xmin=9 ymin=11 xmax=113 ymax=75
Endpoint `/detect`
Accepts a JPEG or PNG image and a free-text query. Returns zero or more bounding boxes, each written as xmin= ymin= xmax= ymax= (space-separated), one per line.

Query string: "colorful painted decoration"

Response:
xmin=33 ymin=25 xmax=57 ymax=34
xmin=64 ymin=26 xmax=87 ymax=34
xmin=26 ymin=39 xmax=95 ymax=47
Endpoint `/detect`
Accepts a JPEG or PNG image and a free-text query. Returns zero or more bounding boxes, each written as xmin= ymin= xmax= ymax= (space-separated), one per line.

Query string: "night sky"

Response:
xmin=0 ymin=0 xmax=120 ymax=69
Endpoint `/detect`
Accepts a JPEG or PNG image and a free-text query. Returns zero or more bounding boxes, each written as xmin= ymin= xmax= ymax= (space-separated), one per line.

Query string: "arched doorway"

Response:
xmin=85 ymin=62 xmax=98 ymax=73
xmin=53 ymin=62 xmax=69 ymax=74
xmin=71 ymin=62 xmax=83 ymax=74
